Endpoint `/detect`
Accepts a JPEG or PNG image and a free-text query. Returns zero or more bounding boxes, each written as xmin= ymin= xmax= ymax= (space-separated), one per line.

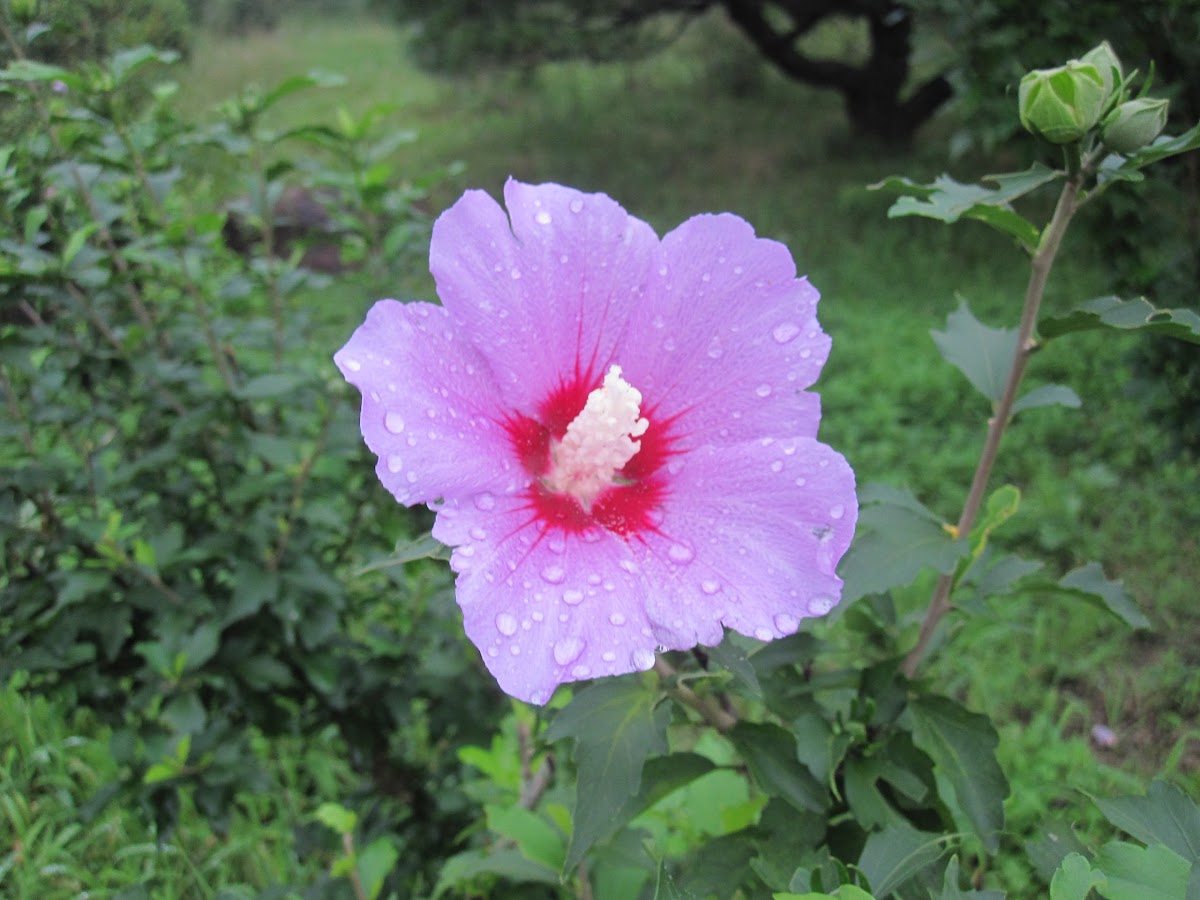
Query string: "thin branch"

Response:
xmin=655 ymin=656 xmax=737 ymax=731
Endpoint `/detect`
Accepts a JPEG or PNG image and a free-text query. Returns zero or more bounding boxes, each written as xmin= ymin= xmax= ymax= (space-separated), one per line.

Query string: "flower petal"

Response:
xmin=430 ymin=179 xmax=659 ymax=412
xmin=619 ymin=213 xmax=828 ymax=446
xmin=335 ymin=299 xmax=520 ymax=505
xmin=432 ymin=493 xmax=664 ymax=704
xmin=633 ymin=436 xmax=857 ymax=646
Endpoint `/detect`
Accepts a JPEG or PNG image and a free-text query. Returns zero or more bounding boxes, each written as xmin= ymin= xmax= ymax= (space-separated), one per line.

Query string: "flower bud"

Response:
xmin=1018 ymin=61 xmax=1108 ymax=144
xmin=1101 ymin=97 xmax=1170 ymax=154
xmin=1079 ymin=42 xmax=1123 ymax=99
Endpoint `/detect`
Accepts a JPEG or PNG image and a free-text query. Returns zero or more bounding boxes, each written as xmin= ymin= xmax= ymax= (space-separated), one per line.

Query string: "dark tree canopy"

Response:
xmin=387 ymin=0 xmax=953 ymax=144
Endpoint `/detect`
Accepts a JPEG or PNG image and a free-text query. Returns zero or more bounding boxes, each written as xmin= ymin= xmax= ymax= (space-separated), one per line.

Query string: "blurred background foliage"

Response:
xmin=0 ymin=0 xmax=1197 ymax=897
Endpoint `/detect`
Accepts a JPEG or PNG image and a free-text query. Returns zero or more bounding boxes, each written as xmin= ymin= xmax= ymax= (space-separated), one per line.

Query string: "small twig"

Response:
xmin=516 ymin=718 xmax=555 ymax=810
xmin=342 ymin=832 xmax=368 ymax=900
xmin=903 ymin=174 xmax=1084 ymax=678
xmin=655 ymin=656 xmax=737 ymax=731
xmin=268 ymin=399 xmax=337 ymax=570
xmin=576 ymin=859 xmax=595 ymax=900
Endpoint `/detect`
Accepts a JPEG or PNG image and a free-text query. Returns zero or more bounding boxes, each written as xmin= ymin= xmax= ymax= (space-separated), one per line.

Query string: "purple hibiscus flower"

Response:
xmin=336 ymin=179 xmax=857 ymax=704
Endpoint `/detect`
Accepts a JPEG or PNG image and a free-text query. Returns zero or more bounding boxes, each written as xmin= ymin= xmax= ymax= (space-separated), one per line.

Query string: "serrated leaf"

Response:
xmin=1040 ymin=296 xmax=1200 ymax=345
xmin=837 ymin=485 xmax=968 ymax=604
xmin=857 ymin=822 xmax=946 ymax=897
xmin=1051 ymin=853 xmax=1106 ymax=900
xmin=1091 ymin=841 xmax=1190 ymax=900
xmin=1012 ymin=384 xmax=1082 ymax=414
xmin=1055 ymin=563 xmax=1150 ymax=630
xmin=1093 ymin=781 xmax=1200 ymax=862
xmin=932 ymin=302 xmax=1017 ymax=405
xmin=545 ymin=678 xmax=669 ymax=873
xmin=870 ymin=170 xmax=1048 ymax=250
xmin=485 ymin=805 xmax=565 ymax=871
xmin=908 ymin=696 xmax=1009 ymax=853
xmin=729 ymin=722 xmax=826 ymax=814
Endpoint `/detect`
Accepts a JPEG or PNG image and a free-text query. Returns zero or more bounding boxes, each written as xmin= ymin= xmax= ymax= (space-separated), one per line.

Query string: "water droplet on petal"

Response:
xmin=755 ymin=384 xmax=772 ymax=398
xmin=809 ymin=595 xmax=836 ymax=615
xmin=631 ymin=647 xmax=656 ymax=671
xmin=548 ymin=534 xmax=566 ymax=554
xmin=569 ymin=198 xmax=584 ymax=213
xmin=668 ymin=543 xmax=694 ymax=564
xmin=795 ymin=477 xmax=807 ymax=487
xmin=470 ymin=526 xmax=487 ymax=540
xmin=770 ymin=460 xmax=783 ymax=473
xmin=487 ymin=646 xmax=498 ymax=658
xmin=619 ymin=559 xmax=639 ymax=575
xmin=602 ymin=650 xmax=616 ymax=663
xmin=774 ymin=613 xmax=798 ymax=633
xmin=384 ymin=412 xmax=405 ymax=433
xmin=541 ymin=565 xmax=566 ymax=584
xmin=535 ymin=210 xmax=552 ymax=225
xmin=666 ymin=459 xmax=685 ymax=475
xmin=495 ymin=613 xmax=518 ymax=636
xmin=754 ymin=627 xmax=773 ymax=641
xmin=343 ymin=358 xmax=361 ymax=372
xmin=509 ymin=644 xmax=521 ymax=655
xmin=701 ymin=579 xmax=720 ymax=595
xmin=772 ymin=322 xmax=800 ymax=344
xmin=553 ymin=636 xmax=584 ymax=665
xmin=572 ymin=664 xmax=590 ymax=678
xmin=510 ymin=267 xmax=521 ymax=279
xmin=406 ymin=471 xmax=418 ymax=483
xmin=707 ymin=339 xmax=723 ymax=359
xmin=474 ymin=492 xmax=496 ymax=511
xmin=562 ymin=588 xmax=584 ymax=605
xmin=386 ymin=454 xmax=403 ymax=473
xmin=609 ymin=612 xmax=626 ymax=626
xmin=830 ymin=504 xmax=845 ymax=520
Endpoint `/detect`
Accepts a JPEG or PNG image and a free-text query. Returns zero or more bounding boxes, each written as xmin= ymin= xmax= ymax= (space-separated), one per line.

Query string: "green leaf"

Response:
xmin=545 ymin=678 xmax=670 ymax=873
xmin=1093 ymin=781 xmax=1200 ymax=862
xmin=907 ymin=695 xmax=1009 ymax=853
xmin=837 ymin=484 xmax=968 ymax=604
xmin=857 ymin=822 xmax=946 ymax=897
xmin=432 ymin=848 xmax=559 ymax=898
xmin=870 ymin=170 xmax=1049 ymax=250
xmin=1091 ymin=841 xmax=1191 ymax=900
xmin=0 ymin=59 xmax=75 ymax=83
xmin=314 ymin=802 xmax=357 ymax=835
xmin=931 ymin=302 xmax=1016 ymax=406
xmin=258 ymin=70 xmax=347 ymax=113
xmin=109 ymin=46 xmax=178 ymax=84
xmin=143 ymin=762 xmax=179 ymax=785
xmin=938 ymin=855 xmax=1006 ymax=899
xmin=357 ymin=837 xmax=399 ymax=900
xmin=1012 ymin=383 xmax=1082 ymax=414
xmin=729 ymin=722 xmax=826 ymax=814
xmin=1051 ymin=853 xmax=1106 ymax=900
xmin=235 ymin=372 xmax=310 ymax=400
xmin=707 ymin=632 xmax=762 ymax=697
xmin=354 ymin=533 xmax=451 ymax=575
xmin=485 ymin=805 xmax=566 ymax=871
xmin=967 ymin=485 xmax=1021 ymax=562
xmin=1055 ymin=563 xmax=1150 ymax=630
xmin=161 ymin=693 xmax=206 ymax=736
xmin=61 ymin=223 xmax=99 ymax=268
xmin=609 ymin=752 xmax=715 ymax=833
xmin=180 ymin=622 xmax=220 ymax=672
xmin=1040 ymin=296 xmax=1200 ymax=345
xmin=1026 ymin=822 xmax=1091 ymax=883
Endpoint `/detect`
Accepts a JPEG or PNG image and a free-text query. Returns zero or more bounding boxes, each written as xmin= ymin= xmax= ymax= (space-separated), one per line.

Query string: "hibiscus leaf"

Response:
xmin=1049 ymin=853 xmax=1106 ymax=900
xmin=1012 ymin=383 xmax=1082 ymax=415
xmin=729 ymin=722 xmax=826 ymax=814
xmin=1039 ymin=295 xmax=1200 ymax=344
xmin=546 ymin=678 xmax=670 ymax=874
xmin=931 ymin=302 xmax=1017 ymax=406
xmin=1051 ymin=563 xmax=1150 ymax=630
xmin=856 ymin=821 xmax=947 ymax=897
xmin=837 ymin=485 xmax=968 ymax=605
xmin=907 ymin=695 xmax=1009 ymax=853
xmin=1092 ymin=780 xmax=1200 ymax=862
xmin=1090 ymin=841 xmax=1191 ymax=900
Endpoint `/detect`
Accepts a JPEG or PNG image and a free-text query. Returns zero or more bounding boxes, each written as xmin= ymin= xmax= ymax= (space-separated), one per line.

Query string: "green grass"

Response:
xmin=12 ymin=9 xmax=1199 ymax=897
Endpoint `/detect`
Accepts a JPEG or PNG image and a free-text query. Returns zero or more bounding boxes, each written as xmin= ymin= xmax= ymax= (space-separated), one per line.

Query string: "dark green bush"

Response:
xmin=2 ymin=0 xmax=192 ymax=65
xmin=0 ymin=41 xmax=499 ymax=891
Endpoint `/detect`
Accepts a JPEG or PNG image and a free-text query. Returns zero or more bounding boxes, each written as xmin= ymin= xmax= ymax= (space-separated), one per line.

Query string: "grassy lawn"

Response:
xmin=5 ymin=10 xmax=1197 ymax=897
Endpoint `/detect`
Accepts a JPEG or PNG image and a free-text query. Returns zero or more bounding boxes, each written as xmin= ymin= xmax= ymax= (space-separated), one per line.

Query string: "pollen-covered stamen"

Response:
xmin=543 ymin=365 xmax=649 ymax=508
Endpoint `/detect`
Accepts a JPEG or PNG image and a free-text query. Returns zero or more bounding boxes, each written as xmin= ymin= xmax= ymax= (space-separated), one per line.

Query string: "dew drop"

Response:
xmin=772 ymin=322 xmax=800 ymax=344
xmin=774 ymin=613 xmax=798 ymax=633
xmin=795 ymin=477 xmax=807 ymax=487
xmin=386 ymin=454 xmax=403 ymax=473
xmin=343 ymin=358 xmax=361 ymax=372
xmin=706 ymin=339 xmax=723 ymax=359
xmin=487 ymin=646 xmax=498 ymax=658
xmin=470 ymin=526 xmax=487 ymax=540
xmin=406 ymin=471 xmax=418 ymax=484
xmin=809 ymin=595 xmax=836 ymax=615
xmin=668 ymin=543 xmax=694 ymax=564
xmin=510 ymin=267 xmax=521 ymax=280
xmin=666 ymin=459 xmax=685 ymax=475
xmin=701 ymin=272 xmax=711 ymax=282
xmin=384 ymin=412 xmax=405 ymax=434
xmin=509 ymin=644 xmax=521 ymax=655
xmin=569 ymin=198 xmax=584 ymax=213
xmin=631 ymin=647 xmax=656 ymax=671
xmin=754 ymin=627 xmax=773 ymax=641
xmin=770 ymin=460 xmax=783 ymax=473
xmin=562 ymin=588 xmax=584 ymax=605
xmin=701 ymin=579 xmax=720 ymax=595
xmin=609 ymin=612 xmax=626 ymax=626
xmin=755 ymin=383 xmax=772 ymax=398
xmin=830 ymin=504 xmax=845 ymax=520
xmin=619 ymin=559 xmax=639 ymax=575
xmin=541 ymin=565 xmax=566 ymax=584
xmin=548 ymin=534 xmax=566 ymax=554
xmin=800 ymin=348 xmax=812 ymax=359
xmin=553 ymin=636 xmax=584 ymax=665
xmin=572 ymin=664 xmax=590 ymax=678
xmin=602 ymin=650 xmax=616 ymax=663
xmin=474 ymin=492 xmax=496 ymax=511
xmin=495 ymin=613 xmax=518 ymax=636
xmin=535 ymin=210 xmax=552 ymax=225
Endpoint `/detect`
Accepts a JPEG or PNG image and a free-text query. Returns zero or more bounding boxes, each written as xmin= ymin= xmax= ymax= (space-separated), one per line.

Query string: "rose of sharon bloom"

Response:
xmin=335 ymin=179 xmax=857 ymax=705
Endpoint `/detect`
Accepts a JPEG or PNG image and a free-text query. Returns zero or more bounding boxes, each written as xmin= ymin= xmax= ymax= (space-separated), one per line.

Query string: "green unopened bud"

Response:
xmin=1079 ymin=42 xmax=1123 ymax=99
xmin=1102 ymin=97 xmax=1170 ymax=153
xmin=1018 ymin=61 xmax=1108 ymax=144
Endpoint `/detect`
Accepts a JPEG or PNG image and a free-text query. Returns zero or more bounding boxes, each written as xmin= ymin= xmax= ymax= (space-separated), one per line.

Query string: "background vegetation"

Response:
xmin=1 ymin=2 xmax=1197 ymax=897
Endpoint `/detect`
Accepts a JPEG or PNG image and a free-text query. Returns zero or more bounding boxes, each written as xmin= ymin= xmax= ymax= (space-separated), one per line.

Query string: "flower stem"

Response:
xmin=655 ymin=657 xmax=737 ymax=731
xmin=902 ymin=175 xmax=1083 ymax=678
